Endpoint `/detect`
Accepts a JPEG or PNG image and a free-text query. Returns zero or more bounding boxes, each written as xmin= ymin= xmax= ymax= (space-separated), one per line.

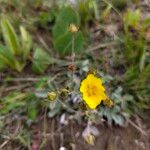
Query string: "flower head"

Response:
xmin=80 ymin=74 xmax=107 ymax=109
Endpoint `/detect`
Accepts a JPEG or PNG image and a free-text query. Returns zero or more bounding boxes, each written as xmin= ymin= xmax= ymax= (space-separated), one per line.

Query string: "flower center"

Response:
xmin=86 ymin=84 xmax=97 ymax=97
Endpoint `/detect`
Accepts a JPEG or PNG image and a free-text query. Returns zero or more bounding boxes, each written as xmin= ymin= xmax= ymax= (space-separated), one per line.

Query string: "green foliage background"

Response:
xmin=0 ymin=1 xmax=149 ymax=147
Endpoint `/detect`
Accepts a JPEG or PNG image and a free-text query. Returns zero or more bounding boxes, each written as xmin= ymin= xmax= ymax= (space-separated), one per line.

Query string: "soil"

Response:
xmin=27 ymin=118 xmax=150 ymax=150
xmin=0 ymin=113 xmax=150 ymax=150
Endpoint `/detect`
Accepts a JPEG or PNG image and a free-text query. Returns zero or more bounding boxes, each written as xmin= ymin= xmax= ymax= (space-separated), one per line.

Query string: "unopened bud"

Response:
xmin=84 ymin=134 xmax=95 ymax=145
xmin=47 ymin=91 xmax=57 ymax=101
xmin=59 ymin=88 xmax=69 ymax=99
xmin=68 ymin=24 xmax=78 ymax=33
xmin=103 ymin=98 xmax=114 ymax=107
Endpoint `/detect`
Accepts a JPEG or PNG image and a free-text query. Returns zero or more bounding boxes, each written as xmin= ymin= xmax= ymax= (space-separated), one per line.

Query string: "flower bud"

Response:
xmin=68 ymin=24 xmax=78 ymax=33
xmin=47 ymin=91 xmax=57 ymax=101
xmin=84 ymin=134 xmax=95 ymax=145
xmin=103 ymin=98 xmax=114 ymax=107
xmin=59 ymin=88 xmax=69 ymax=99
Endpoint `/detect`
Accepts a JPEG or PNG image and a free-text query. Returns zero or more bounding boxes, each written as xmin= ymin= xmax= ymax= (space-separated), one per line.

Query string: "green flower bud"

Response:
xmin=47 ymin=92 xmax=57 ymax=101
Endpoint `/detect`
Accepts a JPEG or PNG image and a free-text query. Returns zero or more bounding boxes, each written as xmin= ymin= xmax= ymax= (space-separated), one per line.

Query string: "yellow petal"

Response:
xmin=80 ymin=74 xmax=108 ymax=109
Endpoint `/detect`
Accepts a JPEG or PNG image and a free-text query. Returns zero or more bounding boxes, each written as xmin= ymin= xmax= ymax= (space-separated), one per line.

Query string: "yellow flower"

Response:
xmin=80 ymin=74 xmax=107 ymax=109
xmin=68 ymin=24 xmax=78 ymax=33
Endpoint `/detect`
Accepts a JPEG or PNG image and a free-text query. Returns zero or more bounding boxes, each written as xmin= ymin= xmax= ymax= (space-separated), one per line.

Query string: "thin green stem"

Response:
xmin=71 ymin=34 xmax=75 ymax=79
xmin=72 ymin=34 xmax=75 ymax=63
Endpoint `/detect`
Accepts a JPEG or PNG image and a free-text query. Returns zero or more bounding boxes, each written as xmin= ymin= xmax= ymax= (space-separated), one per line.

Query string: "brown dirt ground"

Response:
xmin=30 ymin=117 xmax=150 ymax=150
xmin=0 ymin=117 xmax=150 ymax=150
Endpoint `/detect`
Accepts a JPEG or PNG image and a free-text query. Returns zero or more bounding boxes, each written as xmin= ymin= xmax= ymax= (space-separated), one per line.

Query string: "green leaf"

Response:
xmin=48 ymin=101 xmax=61 ymax=118
xmin=123 ymin=9 xmax=140 ymax=30
xmin=38 ymin=10 xmax=56 ymax=27
xmin=0 ymin=45 xmax=24 ymax=72
xmin=89 ymin=0 xmax=100 ymax=20
xmin=1 ymin=16 xmax=20 ymax=55
xmin=0 ymin=17 xmax=31 ymax=72
xmin=139 ymin=48 xmax=146 ymax=71
xmin=54 ymin=31 xmax=84 ymax=55
xmin=27 ymin=102 xmax=38 ymax=121
xmin=0 ymin=45 xmax=16 ymax=68
xmin=26 ymin=94 xmax=39 ymax=121
xmin=112 ymin=115 xmax=124 ymax=125
xmin=52 ymin=6 xmax=80 ymax=39
xmin=32 ymin=47 xmax=52 ymax=74
xmin=0 ymin=92 xmax=27 ymax=115
xmin=52 ymin=6 xmax=86 ymax=55
xmin=101 ymin=4 xmax=112 ymax=20
xmin=0 ymin=59 xmax=6 ymax=70
xmin=143 ymin=17 xmax=150 ymax=28
xmin=20 ymin=26 xmax=32 ymax=60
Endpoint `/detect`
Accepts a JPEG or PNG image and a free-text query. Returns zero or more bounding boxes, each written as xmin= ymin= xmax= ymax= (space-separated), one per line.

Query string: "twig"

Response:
xmin=128 ymin=119 xmax=147 ymax=136
xmin=0 ymin=140 xmax=10 ymax=149
xmin=60 ymin=133 xmax=64 ymax=147
xmin=40 ymin=107 xmax=48 ymax=149
xmin=0 ymin=121 xmax=21 ymax=149
xmin=41 ymin=132 xmax=61 ymax=137
xmin=47 ymin=73 xmax=60 ymax=85
xmin=37 ymin=34 xmax=51 ymax=53
xmin=70 ymin=124 xmax=76 ymax=143
xmin=0 ymin=85 xmax=6 ymax=97
xmin=87 ymin=42 xmax=116 ymax=52
xmin=51 ymin=119 xmax=56 ymax=150
xmin=4 ymin=83 xmax=31 ymax=92
xmin=43 ymin=107 xmax=48 ymax=136
xmin=12 ymin=121 xmax=21 ymax=137
xmin=3 ymin=73 xmax=60 ymax=84
xmin=4 ymin=77 xmax=44 ymax=82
